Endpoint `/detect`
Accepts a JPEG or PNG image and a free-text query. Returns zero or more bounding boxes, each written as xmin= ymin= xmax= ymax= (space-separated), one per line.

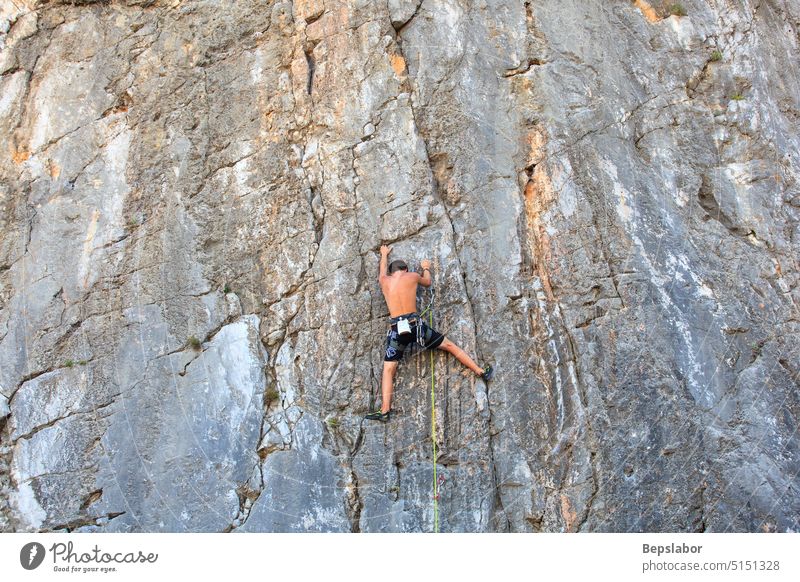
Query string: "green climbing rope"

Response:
xmin=429 ymin=296 xmax=439 ymax=533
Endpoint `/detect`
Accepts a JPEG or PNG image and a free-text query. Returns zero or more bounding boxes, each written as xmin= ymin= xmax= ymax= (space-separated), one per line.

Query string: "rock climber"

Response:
xmin=365 ymin=244 xmax=493 ymax=422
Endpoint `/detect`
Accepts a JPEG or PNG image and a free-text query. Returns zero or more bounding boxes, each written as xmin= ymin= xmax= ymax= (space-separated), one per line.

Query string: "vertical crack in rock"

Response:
xmin=569 ymin=312 xmax=599 ymax=532
xmin=304 ymin=44 xmax=315 ymax=95
xmin=319 ymin=418 xmax=363 ymax=533
xmin=576 ymin=451 xmax=599 ymax=532
xmin=689 ymin=458 xmax=708 ymax=533
xmin=350 ymin=145 xmax=365 ymax=261
xmin=0 ymin=414 xmax=15 ymax=532
xmin=226 ymin=394 xmax=271 ymax=533
xmin=224 ymin=479 xmax=263 ymax=533
xmin=345 ymin=464 xmax=363 ymax=533
xmin=488 ymin=434 xmax=510 ymax=531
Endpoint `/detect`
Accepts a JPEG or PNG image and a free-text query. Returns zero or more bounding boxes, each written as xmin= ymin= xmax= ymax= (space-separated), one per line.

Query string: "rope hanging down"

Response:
xmin=420 ymin=285 xmax=439 ymax=532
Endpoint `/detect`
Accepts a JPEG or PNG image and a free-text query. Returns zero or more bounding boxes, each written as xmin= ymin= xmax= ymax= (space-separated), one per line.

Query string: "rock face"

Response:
xmin=0 ymin=0 xmax=798 ymax=532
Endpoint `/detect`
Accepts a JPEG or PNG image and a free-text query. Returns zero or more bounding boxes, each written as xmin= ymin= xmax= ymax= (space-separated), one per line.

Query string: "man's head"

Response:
xmin=388 ymin=259 xmax=408 ymax=274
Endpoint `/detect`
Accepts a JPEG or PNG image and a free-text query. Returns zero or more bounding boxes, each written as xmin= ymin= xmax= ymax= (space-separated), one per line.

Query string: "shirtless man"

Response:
xmin=365 ymin=245 xmax=493 ymax=422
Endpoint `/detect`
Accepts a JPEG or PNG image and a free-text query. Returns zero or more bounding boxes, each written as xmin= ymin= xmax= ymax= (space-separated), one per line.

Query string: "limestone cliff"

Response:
xmin=0 ymin=0 xmax=798 ymax=532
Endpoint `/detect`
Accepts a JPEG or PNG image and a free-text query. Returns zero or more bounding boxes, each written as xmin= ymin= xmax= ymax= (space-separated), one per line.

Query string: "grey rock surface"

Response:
xmin=0 ymin=0 xmax=797 ymax=532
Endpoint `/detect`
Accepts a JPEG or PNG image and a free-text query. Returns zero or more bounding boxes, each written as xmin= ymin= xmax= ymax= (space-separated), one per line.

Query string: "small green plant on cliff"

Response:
xmin=710 ymin=50 xmax=723 ymax=62
xmin=223 ymin=284 xmax=231 ymax=294
xmin=327 ymin=417 xmax=340 ymax=429
xmin=731 ymin=93 xmax=745 ymax=101
xmin=265 ymin=388 xmax=280 ymax=405
xmin=64 ymin=359 xmax=75 ymax=368
xmin=668 ymin=3 xmax=687 ymax=17
xmin=78 ymin=360 xmax=88 ymax=366
xmin=188 ymin=335 xmax=202 ymax=350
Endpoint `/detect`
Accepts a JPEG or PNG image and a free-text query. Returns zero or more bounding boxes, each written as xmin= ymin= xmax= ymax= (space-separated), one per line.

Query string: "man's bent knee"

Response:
xmin=438 ymin=338 xmax=454 ymax=352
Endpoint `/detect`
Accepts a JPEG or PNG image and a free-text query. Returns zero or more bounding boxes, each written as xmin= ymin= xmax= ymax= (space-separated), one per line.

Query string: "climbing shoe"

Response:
xmin=365 ymin=409 xmax=391 ymax=422
xmin=481 ymin=365 xmax=494 ymax=381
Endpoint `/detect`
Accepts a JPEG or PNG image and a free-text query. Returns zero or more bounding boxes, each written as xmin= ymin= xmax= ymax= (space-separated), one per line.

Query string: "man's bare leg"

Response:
xmin=380 ymin=360 xmax=399 ymax=413
xmin=437 ymin=338 xmax=484 ymax=375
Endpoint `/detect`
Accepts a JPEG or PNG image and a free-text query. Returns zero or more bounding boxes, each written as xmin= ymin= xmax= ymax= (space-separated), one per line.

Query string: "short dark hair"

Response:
xmin=388 ymin=260 xmax=408 ymax=274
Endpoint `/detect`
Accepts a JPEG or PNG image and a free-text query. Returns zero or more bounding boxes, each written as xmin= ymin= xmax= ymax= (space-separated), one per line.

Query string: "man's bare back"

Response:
xmin=380 ymin=271 xmax=422 ymax=316
xmin=378 ymin=245 xmax=431 ymax=317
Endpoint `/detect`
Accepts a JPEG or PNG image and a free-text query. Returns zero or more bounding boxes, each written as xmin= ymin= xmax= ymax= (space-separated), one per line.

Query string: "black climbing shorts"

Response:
xmin=384 ymin=313 xmax=445 ymax=362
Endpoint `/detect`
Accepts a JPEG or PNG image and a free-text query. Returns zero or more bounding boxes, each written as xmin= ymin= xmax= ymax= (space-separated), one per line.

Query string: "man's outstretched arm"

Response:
xmin=418 ymin=259 xmax=432 ymax=287
xmin=378 ymin=245 xmax=391 ymax=281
